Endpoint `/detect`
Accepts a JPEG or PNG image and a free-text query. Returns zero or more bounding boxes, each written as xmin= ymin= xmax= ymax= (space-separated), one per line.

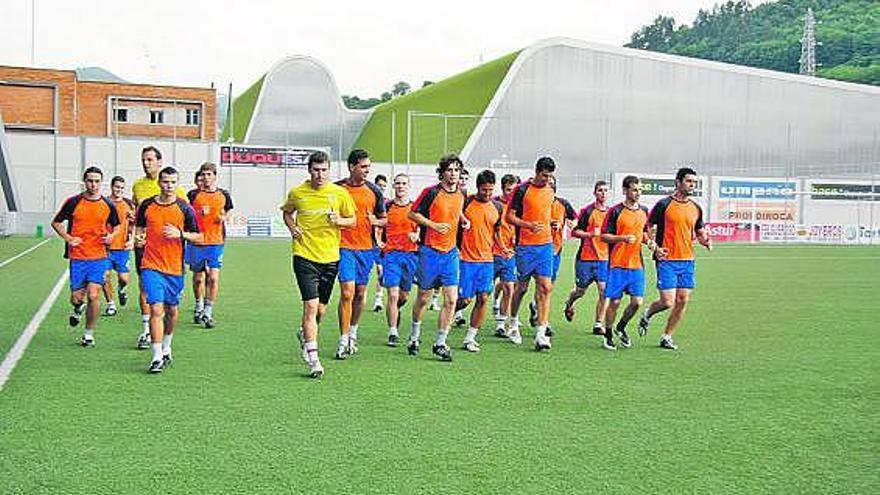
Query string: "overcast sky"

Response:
xmin=1 ymin=0 xmax=769 ymax=97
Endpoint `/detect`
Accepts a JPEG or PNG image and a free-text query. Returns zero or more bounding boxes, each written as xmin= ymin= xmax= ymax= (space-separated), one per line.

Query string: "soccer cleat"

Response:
xmin=69 ymin=304 xmax=84 ymax=327
xmin=387 ymin=334 xmax=400 ymax=347
xmin=638 ymin=313 xmax=650 ymax=337
xmin=308 ymin=359 xmax=324 ymax=378
xmin=564 ymin=304 xmax=575 ymax=322
xmin=534 ymin=334 xmax=551 ymax=352
xmin=602 ymin=338 xmax=617 ymax=351
xmin=202 ymin=316 xmax=216 ymax=329
xmin=493 ymin=307 xmax=502 ymax=321
xmin=349 ymin=338 xmax=359 ymax=355
xmin=592 ymin=323 xmax=606 ymax=336
xmin=545 ymin=325 xmax=554 ymax=337
xmin=103 ymin=305 xmax=117 ymax=317
xmin=508 ymin=329 xmax=523 ymax=345
xmin=136 ymin=334 xmax=150 ymax=350
xmin=494 ymin=326 xmax=507 ymax=338
xmin=660 ymin=335 xmax=678 ymax=350
xmin=80 ymin=335 xmax=95 ymax=348
xmin=193 ymin=311 xmax=203 ymax=324
xmin=432 ymin=343 xmax=453 ymax=362
xmin=463 ymin=340 xmax=481 ymax=353
xmin=617 ymin=330 xmax=632 ymax=349
xmin=335 ymin=343 xmax=350 ymax=360
xmin=528 ymin=302 xmax=538 ymax=327
xmin=118 ymin=288 xmax=128 ymax=307
xmin=454 ymin=313 xmax=467 ymax=327
xmin=162 ymin=353 xmax=173 ymax=368
xmin=148 ymin=360 xmax=164 ymax=374
xmin=407 ymin=340 xmax=420 ymax=356
xmin=373 ymin=300 xmax=384 ymax=312
xmin=429 ymin=295 xmax=441 ymax=311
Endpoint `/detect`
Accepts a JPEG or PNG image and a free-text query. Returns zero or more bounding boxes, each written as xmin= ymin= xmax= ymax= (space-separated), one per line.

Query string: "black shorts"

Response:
xmin=293 ymin=256 xmax=339 ymax=304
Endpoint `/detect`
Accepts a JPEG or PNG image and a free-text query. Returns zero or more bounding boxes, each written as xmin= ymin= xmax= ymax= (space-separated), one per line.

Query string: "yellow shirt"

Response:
xmin=280 ymin=181 xmax=355 ymax=263
xmin=132 ymin=176 xmax=188 ymax=204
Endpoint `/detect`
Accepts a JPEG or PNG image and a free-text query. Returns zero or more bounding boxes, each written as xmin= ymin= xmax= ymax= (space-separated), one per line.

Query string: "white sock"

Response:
xmin=454 ymin=309 xmax=463 ymax=320
xmin=162 ymin=334 xmax=173 ymax=355
xmin=594 ymin=320 xmax=604 ymax=328
xmin=204 ymin=301 xmax=213 ymax=318
xmin=350 ymin=325 xmax=359 ymax=341
xmin=465 ymin=327 xmax=478 ymax=343
xmin=388 ymin=326 xmax=398 ymax=337
xmin=338 ymin=334 xmax=350 ymax=347
xmin=409 ymin=321 xmax=422 ymax=342
xmin=107 ymin=301 xmax=116 ymax=309
xmin=151 ymin=343 xmax=162 ymax=362
xmin=141 ymin=314 xmax=150 ymax=334
xmin=195 ymin=299 xmax=204 ymax=312
xmin=536 ymin=325 xmax=546 ymax=339
xmin=374 ymin=293 xmax=383 ymax=302
xmin=508 ymin=316 xmax=520 ymax=331
xmin=643 ymin=310 xmax=653 ymax=322
xmin=305 ymin=340 xmax=319 ymax=363
xmin=84 ymin=329 xmax=94 ymax=339
xmin=435 ymin=329 xmax=449 ymax=346
xmin=496 ymin=318 xmax=506 ymax=329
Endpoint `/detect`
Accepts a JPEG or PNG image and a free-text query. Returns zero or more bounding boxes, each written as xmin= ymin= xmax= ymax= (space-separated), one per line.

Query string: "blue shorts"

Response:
xmin=656 ymin=260 xmax=696 ymax=290
xmin=515 ymin=243 xmax=554 ymax=281
xmin=551 ymin=251 xmax=562 ymax=281
xmin=575 ymin=260 xmax=608 ymax=288
xmin=459 ymin=261 xmax=494 ymax=299
xmin=189 ymin=244 xmax=225 ymax=272
xmin=493 ymin=255 xmax=517 ymax=283
xmin=141 ymin=269 xmax=185 ymax=306
xmin=417 ymin=246 xmax=460 ymax=290
xmin=605 ymin=267 xmax=645 ymax=299
xmin=69 ymin=258 xmax=110 ymax=291
xmin=339 ymin=248 xmax=376 ymax=285
xmin=108 ymin=249 xmax=130 ymax=274
xmin=381 ymin=250 xmax=418 ymax=292
xmin=184 ymin=242 xmax=193 ymax=265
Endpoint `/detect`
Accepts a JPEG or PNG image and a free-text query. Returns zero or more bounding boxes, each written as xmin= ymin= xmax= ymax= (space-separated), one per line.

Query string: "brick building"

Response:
xmin=0 ymin=66 xmax=216 ymax=141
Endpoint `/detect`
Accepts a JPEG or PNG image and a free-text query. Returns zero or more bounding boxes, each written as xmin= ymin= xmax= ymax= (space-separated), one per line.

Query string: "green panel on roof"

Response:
xmin=220 ymin=75 xmax=265 ymax=142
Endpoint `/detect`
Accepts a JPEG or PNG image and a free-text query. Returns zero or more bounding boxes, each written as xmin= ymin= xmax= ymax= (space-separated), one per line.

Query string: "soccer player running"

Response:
xmin=600 ymin=175 xmax=659 ymax=351
xmin=506 ymin=157 xmax=557 ymax=350
xmin=335 ymin=149 xmax=386 ymax=359
xmin=188 ymin=162 xmax=233 ymax=329
xmin=52 ymin=167 xmax=121 ymax=347
xmin=538 ymin=181 xmax=576 ymax=336
xmin=491 ymin=174 xmax=519 ymax=337
xmin=430 ymin=168 xmax=470 ymax=313
xmin=564 ymin=181 xmax=610 ymax=336
xmin=282 ymin=151 xmax=355 ymax=378
xmin=188 ymin=170 xmax=206 ymax=323
xmin=135 ymin=167 xmax=202 ymax=373
xmin=639 ymin=167 xmax=711 ymax=350
xmin=456 ymin=170 xmax=503 ymax=352
xmin=372 ymin=173 xmax=388 ymax=313
xmin=379 ymin=173 xmax=419 ymax=347
xmin=132 ymin=146 xmax=187 ymax=350
xmin=407 ymin=154 xmax=466 ymax=361
xmin=101 ymin=176 xmax=135 ymax=317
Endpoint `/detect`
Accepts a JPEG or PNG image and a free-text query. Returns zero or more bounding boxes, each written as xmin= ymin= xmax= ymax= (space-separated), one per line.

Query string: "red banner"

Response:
xmin=705 ymin=222 xmax=753 ymax=242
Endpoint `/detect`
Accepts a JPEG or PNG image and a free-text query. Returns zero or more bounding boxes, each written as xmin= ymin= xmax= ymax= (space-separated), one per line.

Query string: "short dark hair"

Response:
xmin=437 ymin=154 xmax=463 ymax=178
xmin=476 ymin=170 xmax=496 ymax=187
xmin=159 ymin=166 xmax=178 ymax=179
xmin=676 ymin=167 xmax=697 ymax=182
xmin=535 ymin=156 xmax=556 ymax=173
xmin=141 ymin=146 xmax=162 ymax=160
xmin=593 ymin=180 xmax=608 ymax=191
xmin=308 ymin=151 xmax=330 ymax=169
xmin=194 ymin=170 xmax=204 ymax=183
xmin=374 ymin=174 xmax=387 ymax=184
xmin=622 ymin=175 xmax=640 ymax=190
xmin=501 ymin=174 xmax=519 ymax=188
xmin=460 ymin=168 xmax=470 ymax=177
xmin=199 ymin=162 xmax=217 ymax=174
xmin=111 ymin=175 xmax=125 ymax=186
xmin=347 ymin=148 xmax=370 ymax=167
xmin=392 ymin=173 xmax=409 ymax=182
xmin=83 ymin=166 xmax=103 ymax=180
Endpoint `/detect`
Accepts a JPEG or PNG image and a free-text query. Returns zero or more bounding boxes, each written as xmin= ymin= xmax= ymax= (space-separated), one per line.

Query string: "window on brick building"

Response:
xmin=185 ymin=108 xmax=200 ymax=126
xmin=113 ymin=108 xmax=128 ymax=123
xmin=150 ymin=109 xmax=164 ymax=124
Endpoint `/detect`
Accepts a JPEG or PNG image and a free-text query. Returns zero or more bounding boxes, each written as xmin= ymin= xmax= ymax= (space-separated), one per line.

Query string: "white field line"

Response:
xmin=0 ymin=238 xmax=52 ymax=269
xmin=0 ymin=270 xmax=68 ymax=392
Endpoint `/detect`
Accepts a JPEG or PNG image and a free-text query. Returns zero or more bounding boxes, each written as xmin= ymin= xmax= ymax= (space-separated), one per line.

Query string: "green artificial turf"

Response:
xmin=0 ymin=241 xmax=877 ymax=494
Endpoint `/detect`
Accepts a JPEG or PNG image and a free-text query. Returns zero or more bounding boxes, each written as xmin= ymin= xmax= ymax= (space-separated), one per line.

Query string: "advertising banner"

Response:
xmin=704 ymin=222 xmax=753 ymax=242
xmin=718 ymin=180 xmax=797 ymax=200
xmin=714 ymin=201 xmax=797 ymax=222
xmin=220 ymin=145 xmax=326 ymax=168
xmin=809 ymin=182 xmax=880 ymax=201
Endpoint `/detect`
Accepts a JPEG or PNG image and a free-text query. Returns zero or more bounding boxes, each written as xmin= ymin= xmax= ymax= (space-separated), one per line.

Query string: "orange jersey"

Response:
xmin=53 ymin=195 xmax=121 ymax=260
xmin=109 ymin=197 xmax=135 ymax=251
xmin=412 ymin=184 xmax=466 ymax=253
xmin=188 ymin=188 xmax=234 ymax=245
xmin=649 ymin=196 xmax=705 ymax=260
xmin=551 ymin=197 xmax=577 ymax=254
xmin=336 ymin=179 xmax=385 ymax=250
xmin=492 ymin=196 xmax=516 ymax=258
xmin=136 ymin=198 xmax=199 ymax=276
xmin=603 ymin=203 xmax=649 ymax=269
xmin=576 ymin=203 xmax=609 ymax=261
xmin=508 ymin=179 xmax=555 ymax=246
xmin=383 ymin=200 xmax=419 ymax=253
xmin=459 ymin=196 xmax=503 ymax=262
